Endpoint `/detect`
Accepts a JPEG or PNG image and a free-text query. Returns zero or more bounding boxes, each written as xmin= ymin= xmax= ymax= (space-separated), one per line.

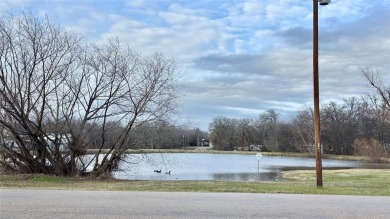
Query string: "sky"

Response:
xmin=2 ymin=0 xmax=390 ymax=131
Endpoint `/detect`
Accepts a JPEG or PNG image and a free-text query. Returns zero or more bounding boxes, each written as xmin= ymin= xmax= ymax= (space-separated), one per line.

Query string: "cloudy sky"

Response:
xmin=2 ymin=0 xmax=389 ymax=130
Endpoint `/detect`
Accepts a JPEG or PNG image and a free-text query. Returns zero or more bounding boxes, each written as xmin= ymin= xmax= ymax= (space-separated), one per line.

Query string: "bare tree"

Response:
xmin=60 ymin=39 xmax=179 ymax=178
xmin=256 ymin=109 xmax=280 ymax=151
xmin=0 ymin=11 xmax=179 ymax=177
xmin=0 ymin=11 xmax=81 ymax=174
xmin=235 ymin=118 xmax=256 ymax=151
xmin=360 ymin=68 xmax=390 ymax=154
xmin=291 ymin=108 xmax=314 ymax=153
xmin=321 ymin=99 xmax=361 ymax=155
xmin=209 ymin=116 xmax=238 ymax=150
xmin=362 ymin=68 xmax=390 ymax=110
xmin=277 ymin=122 xmax=295 ymax=152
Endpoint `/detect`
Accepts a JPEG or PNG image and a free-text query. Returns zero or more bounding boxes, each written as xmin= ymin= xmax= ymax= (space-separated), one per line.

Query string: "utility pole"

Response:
xmin=313 ymin=0 xmax=330 ymax=187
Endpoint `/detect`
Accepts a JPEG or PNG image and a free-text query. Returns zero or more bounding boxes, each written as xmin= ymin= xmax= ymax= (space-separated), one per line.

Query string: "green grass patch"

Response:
xmin=28 ymin=176 xmax=70 ymax=183
xmin=281 ymin=169 xmax=390 ymax=196
xmin=1 ymin=169 xmax=389 ymax=196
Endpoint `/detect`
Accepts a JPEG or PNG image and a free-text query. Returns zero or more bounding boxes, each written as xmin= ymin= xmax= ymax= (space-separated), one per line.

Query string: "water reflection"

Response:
xmin=112 ymin=153 xmax=366 ymax=182
xmin=212 ymin=171 xmax=281 ymax=182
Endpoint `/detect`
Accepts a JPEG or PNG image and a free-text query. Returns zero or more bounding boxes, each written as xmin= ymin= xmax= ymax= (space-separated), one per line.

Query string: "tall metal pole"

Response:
xmin=313 ymin=0 xmax=323 ymax=187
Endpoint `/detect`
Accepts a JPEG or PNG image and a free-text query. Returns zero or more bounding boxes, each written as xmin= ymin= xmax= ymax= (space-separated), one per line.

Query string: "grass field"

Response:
xmin=1 ymin=169 xmax=389 ymax=196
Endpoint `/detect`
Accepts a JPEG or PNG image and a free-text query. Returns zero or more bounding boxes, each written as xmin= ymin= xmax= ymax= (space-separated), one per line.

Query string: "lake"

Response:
xmin=112 ymin=153 xmax=366 ymax=182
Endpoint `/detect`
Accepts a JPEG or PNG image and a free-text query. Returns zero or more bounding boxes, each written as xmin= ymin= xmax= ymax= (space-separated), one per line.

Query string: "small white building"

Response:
xmin=44 ymin=133 xmax=71 ymax=152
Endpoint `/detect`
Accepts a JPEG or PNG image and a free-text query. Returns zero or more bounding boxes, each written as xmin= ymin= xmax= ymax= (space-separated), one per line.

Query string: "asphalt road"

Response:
xmin=1 ymin=189 xmax=389 ymax=218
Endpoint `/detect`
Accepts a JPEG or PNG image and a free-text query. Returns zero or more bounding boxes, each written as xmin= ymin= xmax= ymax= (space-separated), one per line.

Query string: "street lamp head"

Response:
xmin=319 ymin=0 xmax=331 ymax=5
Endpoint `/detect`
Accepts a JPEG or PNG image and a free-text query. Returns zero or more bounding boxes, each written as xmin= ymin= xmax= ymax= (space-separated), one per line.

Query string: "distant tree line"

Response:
xmin=86 ymin=120 xmax=208 ymax=150
xmin=209 ymin=69 xmax=390 ymax=160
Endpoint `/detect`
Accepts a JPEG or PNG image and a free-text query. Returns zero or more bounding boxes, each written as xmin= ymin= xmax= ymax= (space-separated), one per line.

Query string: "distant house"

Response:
xmin=2 ymin=133 xmax=71 ymax=153
xmin=249 ymin=145 xmax=262 ymax=151
xmin=201 ymin=139 xmax=210 ymax=147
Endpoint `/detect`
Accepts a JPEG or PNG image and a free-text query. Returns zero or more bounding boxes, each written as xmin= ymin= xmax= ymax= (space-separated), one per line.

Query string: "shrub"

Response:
xmin=352 ymin=138 xmax=388 ymax=162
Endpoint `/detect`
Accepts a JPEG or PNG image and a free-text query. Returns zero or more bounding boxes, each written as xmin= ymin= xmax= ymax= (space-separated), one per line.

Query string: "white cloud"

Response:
xmin=101 ymin=2 xmax=233 ymax=60
xmin=265 ymin=1 xmax=309 ymax=25
xmin=0 ymin=0 xmax=30 ymax=12
xmin=242 ymin=0 xmax=264 ymax=15
xmin=223 ymin=106 xmax=264 ymax=115
xmin=3 ymin=0 xmax=389 ymax=130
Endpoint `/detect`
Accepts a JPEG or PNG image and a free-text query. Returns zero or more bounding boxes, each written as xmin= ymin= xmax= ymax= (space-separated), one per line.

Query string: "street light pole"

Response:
xmin=313 ymin=0 xmax=329 ymax=187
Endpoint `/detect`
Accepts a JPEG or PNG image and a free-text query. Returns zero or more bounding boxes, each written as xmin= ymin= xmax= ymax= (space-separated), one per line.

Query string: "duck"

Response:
xmin=166 ymin=171 xmax=171 ymax=175
xmin=154 ymin=169 xmax=162 ymax=173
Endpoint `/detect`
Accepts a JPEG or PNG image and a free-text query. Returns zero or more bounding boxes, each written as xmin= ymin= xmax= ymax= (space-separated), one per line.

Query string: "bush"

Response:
xmin=260 ymin=145 xmax=270 ymax=152
xmin=352 ymin=138 xmax=388 ymax=162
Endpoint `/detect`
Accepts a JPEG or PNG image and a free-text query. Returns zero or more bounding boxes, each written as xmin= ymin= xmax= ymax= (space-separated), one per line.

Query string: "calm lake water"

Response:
xmin=112 ymin=153 xmax=367 ymax=182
